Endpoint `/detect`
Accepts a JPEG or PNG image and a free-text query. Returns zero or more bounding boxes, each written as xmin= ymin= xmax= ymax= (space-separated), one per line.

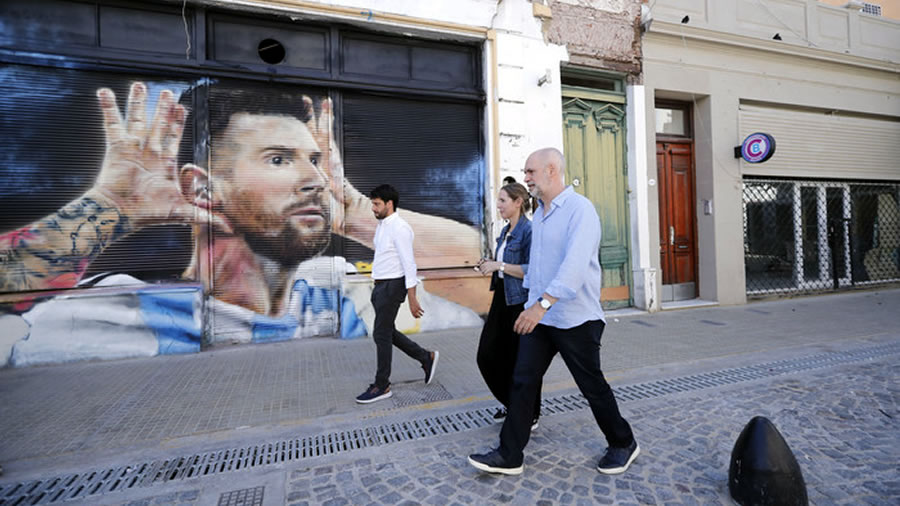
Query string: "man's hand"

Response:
xmin=408 ymin=294 xmax=425 ymax=319
xmin=92 ymin=82 xmax=200 ymax=228
xmin=513 ymin=304 xmax=545 ymax=335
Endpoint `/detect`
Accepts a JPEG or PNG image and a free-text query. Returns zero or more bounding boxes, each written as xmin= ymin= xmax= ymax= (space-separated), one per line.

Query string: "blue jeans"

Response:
xmin=499 ymin=319 xmax=634 ymax=465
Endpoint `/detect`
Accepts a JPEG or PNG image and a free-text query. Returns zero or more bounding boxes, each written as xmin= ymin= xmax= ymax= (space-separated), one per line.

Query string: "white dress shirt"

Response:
xmin=372 ymin=212 xmax=418 ymax=289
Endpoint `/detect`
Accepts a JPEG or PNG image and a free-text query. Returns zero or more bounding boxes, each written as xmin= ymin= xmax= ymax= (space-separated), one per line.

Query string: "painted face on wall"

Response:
xmin=371 ymin=197 xmax=392 ymax=220
xmin=496 ymin=189 xmax=521 ymax=221
xmin=213 ymin=112 xmax=332 ymax=266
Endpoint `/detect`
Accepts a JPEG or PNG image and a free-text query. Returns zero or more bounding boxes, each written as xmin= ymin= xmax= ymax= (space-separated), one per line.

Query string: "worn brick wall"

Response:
xmin=546 ymin=0 xmax=642 ymax=79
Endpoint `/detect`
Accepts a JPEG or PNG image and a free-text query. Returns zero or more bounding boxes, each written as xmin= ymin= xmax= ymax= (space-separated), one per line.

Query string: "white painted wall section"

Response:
xmin=626 ymin=84 xmax=659 ymax=312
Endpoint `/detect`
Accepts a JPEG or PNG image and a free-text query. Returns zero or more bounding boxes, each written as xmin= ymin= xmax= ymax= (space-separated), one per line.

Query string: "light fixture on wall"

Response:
xmin=537 ymin=69 xmax=552 ymax=87
xmin=640 ymin=4 xmax=653 ymax=33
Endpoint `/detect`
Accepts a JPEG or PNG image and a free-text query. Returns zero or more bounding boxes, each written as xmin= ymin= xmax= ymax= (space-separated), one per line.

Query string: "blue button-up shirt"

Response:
xmin=523 ymin=186 xmax=605 ymax=328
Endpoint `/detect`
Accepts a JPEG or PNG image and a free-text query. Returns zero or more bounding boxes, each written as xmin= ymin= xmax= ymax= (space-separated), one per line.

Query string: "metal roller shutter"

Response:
xmin=739 ymin=103 xmax=900 ymax=181
xmin=0 ymin=65 xmax=196 ymax=290
xmin=205 ymin=80 xmax=339 ymax=342
xmin=341 ymin=92 xmax=484 ymax=270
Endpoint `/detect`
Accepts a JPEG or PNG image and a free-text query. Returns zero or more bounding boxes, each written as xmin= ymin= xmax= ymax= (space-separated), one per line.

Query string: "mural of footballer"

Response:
xmin=0 ymin=80 xmax=482 ymax=367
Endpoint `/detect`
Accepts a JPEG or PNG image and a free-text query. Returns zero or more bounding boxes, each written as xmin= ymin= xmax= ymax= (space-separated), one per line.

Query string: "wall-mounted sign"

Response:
xmin=734 ymin=132 xmax=776 ymax=163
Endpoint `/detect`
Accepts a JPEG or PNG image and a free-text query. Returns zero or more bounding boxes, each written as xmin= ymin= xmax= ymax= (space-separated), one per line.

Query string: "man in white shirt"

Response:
xmin=356 ymin=185 xmax=439 ymax=404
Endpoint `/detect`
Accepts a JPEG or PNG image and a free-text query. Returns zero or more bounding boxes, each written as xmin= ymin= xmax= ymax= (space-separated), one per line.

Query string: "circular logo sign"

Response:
xmin=741 ymin=133 xmax=776 ymax=163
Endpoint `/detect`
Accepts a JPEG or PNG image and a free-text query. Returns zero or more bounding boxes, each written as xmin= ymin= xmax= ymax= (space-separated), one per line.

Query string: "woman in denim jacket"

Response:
xmin=475 ymin=182 xmax=542 ymax=429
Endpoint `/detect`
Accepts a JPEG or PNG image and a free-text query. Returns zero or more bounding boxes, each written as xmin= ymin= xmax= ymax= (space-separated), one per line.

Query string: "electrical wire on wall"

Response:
xmin=182 ymin=0 xmax=192 ymax=59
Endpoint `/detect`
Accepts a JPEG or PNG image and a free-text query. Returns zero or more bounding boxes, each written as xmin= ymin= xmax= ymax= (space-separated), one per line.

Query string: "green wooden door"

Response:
xmin=562 ymin=88 xmax=631 ymax=308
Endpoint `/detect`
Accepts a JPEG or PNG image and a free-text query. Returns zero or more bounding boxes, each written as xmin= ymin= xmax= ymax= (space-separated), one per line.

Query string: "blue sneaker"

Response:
xmin=355 ymin=384 xmax=392 ymax=404
xmin=597 ymin=440 xmax=640 ymax=474
xmin=423 ymin=351 xmax=439 ymax=385
xmin=468 ymin=449 xmax=523 ymax=476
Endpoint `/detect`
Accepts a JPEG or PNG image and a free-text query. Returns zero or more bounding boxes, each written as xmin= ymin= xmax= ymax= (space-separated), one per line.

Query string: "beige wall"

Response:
xmin=642 ymin=7 xmax=899 ymax=304
xmin=654 ymin=0 xmax=900 ymax=20
xmin=818 ymin=0 xmax=900 ymax=20
xmin=645 ymin=0 xmax=900 ymax=64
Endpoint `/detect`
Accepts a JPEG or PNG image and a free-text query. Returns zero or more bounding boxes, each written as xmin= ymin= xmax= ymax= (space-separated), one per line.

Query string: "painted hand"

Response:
xmin=92 ymin=82 xmax=203 ymax=228
xmin=303 ymin=96 xmax=369 ymax=235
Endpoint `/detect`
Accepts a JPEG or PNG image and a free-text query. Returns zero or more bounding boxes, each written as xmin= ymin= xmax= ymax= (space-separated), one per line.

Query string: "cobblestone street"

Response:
xmin=2 ymin=290 xmax=898 ymax=505
xmin=274 ymin=351 xmax=898 ymax=506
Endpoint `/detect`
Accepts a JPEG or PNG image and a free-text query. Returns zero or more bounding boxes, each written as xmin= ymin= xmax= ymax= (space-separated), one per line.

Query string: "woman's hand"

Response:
xmin=477 ymin=259 xmax=502 ymax=276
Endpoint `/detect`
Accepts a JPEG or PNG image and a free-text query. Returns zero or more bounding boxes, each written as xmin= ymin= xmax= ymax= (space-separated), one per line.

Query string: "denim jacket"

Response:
xmin=489 ymin=217 xmax=531 ymax=306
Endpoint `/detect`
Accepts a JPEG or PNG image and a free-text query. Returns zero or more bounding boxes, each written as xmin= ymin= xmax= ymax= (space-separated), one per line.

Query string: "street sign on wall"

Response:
xmin=735 ymin=132 xmax=776 ymax=163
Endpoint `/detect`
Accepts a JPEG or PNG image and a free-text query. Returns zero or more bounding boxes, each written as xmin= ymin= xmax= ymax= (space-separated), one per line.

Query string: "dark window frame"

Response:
xmin=0 ymin=0 xmax=484 ymax=102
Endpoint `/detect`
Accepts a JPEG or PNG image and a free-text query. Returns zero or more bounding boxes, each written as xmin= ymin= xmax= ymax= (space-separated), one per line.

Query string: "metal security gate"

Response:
xmin=743 ymin=178 xmax=900 ymax=296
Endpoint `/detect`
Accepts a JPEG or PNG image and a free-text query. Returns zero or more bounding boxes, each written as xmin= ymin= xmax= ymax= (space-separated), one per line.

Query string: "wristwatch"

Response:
xmin=500 ymin=263 xmax=505 ymax=273
xmin=537 ymin=296 xmax=552 ymax=310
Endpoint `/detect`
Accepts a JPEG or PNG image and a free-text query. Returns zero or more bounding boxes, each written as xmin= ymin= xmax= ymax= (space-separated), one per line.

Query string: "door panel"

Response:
xmin=658 ymin=141 xmax=697 ymax=287
xmin=563 ymin=95 xmax=631 ymax=308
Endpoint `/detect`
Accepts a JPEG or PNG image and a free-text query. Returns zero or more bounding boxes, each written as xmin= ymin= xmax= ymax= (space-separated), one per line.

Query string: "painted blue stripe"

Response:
xmin=340 ymin=295 xmax=368 ymax=339
xmin=138 ymin=289 xmax=202 ymax=355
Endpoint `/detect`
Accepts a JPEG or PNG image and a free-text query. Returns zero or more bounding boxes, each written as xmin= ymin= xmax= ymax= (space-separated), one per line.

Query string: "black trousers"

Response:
xmin=476 ymin=282 xmax=541 ymax=419
xmin=499 ymin=319 xmax=634 ymax=465
xmin=371 ymin=277 xmax=430 ymax=389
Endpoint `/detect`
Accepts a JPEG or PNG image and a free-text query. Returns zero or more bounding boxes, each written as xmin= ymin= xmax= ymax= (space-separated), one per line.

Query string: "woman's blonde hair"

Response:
xmin=500 ymin=182 xmax=531 ymax=214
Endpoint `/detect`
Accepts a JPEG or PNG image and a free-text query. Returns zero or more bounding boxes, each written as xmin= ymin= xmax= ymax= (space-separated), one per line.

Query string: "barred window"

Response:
xmin=743 ymin=179 xmax=900 ymax=296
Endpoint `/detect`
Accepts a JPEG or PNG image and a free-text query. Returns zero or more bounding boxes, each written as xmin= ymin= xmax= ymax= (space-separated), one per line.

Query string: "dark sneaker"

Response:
xmin=492 ymin=408 xmax=507 ymax=423
xmin=423 ymin=351 xmax=439 ymax=385
xmin=355 ymin=384 xmax=392 ymax=404
xmin=531 ymin=417 xmax=540 ymax=431
xmin=468 ymin=449 xmax=523 ymax=476
xmin=597 ymin=440 xmax=640 ymax=475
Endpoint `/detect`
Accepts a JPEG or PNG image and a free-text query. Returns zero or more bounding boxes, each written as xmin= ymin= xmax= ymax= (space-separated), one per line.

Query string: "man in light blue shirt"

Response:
xmin=468 ymin=148 xmax=639 ymax=476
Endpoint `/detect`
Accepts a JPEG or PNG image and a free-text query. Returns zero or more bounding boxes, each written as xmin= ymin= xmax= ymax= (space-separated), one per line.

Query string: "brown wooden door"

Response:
xmin=657 ymin=141 xmax=697 ymax=286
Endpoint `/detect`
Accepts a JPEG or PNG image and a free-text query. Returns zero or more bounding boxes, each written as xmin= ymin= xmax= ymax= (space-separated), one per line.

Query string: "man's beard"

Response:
xmin=242 ymin=219 xmax=331 ymax=268
xmin=229 ymin=193 xmax=333 ymax=268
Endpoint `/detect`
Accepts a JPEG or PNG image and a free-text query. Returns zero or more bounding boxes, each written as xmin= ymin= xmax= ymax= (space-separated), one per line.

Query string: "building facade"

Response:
xmin=0 ymin=0 xmax=646 ymax=367
xmin=641 ymin=0 xmax=900 ymax=306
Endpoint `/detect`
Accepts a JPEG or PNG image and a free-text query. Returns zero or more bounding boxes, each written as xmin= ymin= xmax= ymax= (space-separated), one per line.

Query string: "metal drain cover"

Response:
xmin=392 ymin=383 xmax=453 ymax=407
xmin=218 ymin=485 xmax=264 ymax=506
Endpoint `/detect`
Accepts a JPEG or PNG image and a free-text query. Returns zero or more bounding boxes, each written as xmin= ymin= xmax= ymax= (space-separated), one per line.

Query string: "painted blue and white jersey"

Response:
xmin=5 ymin=272 xmax=366 ymax=368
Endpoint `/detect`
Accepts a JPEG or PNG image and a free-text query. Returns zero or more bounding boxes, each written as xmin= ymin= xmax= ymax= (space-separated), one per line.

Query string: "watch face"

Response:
xmin=540 ymin=298 xmax=551 ymax=309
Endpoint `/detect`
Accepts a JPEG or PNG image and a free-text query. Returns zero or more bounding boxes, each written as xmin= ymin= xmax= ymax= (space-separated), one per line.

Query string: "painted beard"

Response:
xmin=229 ymin=191 xmax=333 ymax=268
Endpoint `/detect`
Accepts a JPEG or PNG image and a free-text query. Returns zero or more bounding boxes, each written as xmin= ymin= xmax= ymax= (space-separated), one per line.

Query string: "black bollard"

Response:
xmin=728 ymin=416 xmax=808 ymax=506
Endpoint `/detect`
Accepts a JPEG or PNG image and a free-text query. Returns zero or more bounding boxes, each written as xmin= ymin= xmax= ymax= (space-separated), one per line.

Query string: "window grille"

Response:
xmin=862 ymin=3 xmax=882 ymax=16
xmin=743 ymin=179 xmax=900 ymax=296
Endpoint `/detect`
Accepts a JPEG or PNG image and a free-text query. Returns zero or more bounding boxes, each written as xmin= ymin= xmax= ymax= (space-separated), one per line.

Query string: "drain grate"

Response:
xmin=218 ymin=485 xmax=264 ymax=506
xmin=1 ymin=341 xmax=896 ymax=505
xmin=392 ymin=383 xmax=454 ymax=408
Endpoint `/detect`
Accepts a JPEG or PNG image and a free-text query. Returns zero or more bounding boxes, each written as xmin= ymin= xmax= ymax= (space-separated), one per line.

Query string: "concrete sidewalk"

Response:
xmin=0 ymin=288 xmax=898 ymax=502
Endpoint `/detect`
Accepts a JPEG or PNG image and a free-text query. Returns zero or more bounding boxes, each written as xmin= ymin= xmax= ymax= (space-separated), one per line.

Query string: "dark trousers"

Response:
xmin=499 ymin=319 xmax=634 ymax=465
xmin=371 ymin=277 xmax=430 ymax=389
xmin=476 ymin=283 xmax=541 ymax=419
